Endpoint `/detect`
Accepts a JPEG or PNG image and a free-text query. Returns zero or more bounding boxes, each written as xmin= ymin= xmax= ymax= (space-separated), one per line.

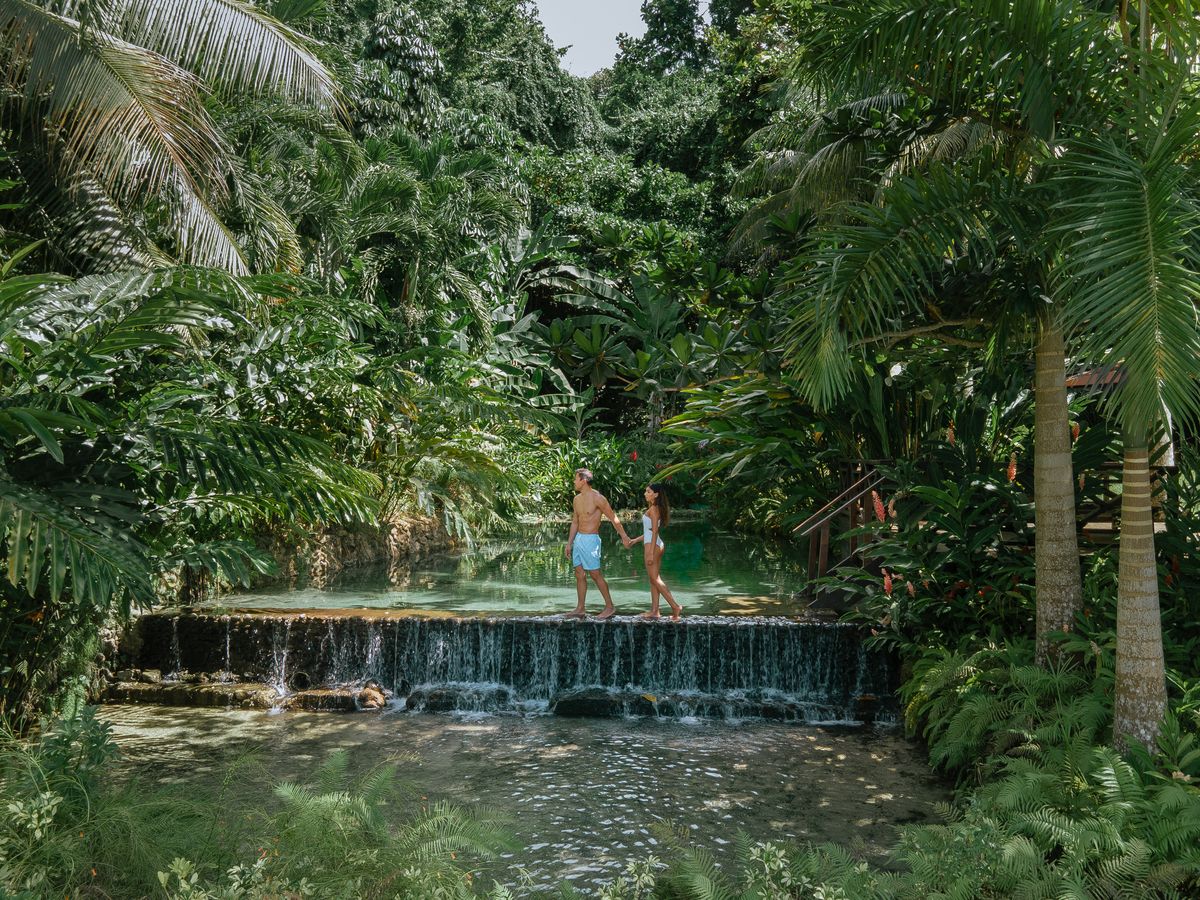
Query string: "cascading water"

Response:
xmin=129 ymin=613 xmax=896 ymax=723
xmin=268 ymin=618 xmax=292 ymax=697
xmin=219 ymin=616 xmax=233 ymax=683
xmin=167 ymin=617 xmax=182 ymax=678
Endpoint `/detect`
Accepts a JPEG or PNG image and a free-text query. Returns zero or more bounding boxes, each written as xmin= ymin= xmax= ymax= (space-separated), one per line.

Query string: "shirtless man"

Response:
xmin=564 ymin=468 xmax=631 ymax=620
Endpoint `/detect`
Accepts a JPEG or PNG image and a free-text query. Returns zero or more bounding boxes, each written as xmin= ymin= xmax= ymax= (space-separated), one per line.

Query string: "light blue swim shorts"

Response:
xmin=572 ymin=533 xmax=602 ymax=571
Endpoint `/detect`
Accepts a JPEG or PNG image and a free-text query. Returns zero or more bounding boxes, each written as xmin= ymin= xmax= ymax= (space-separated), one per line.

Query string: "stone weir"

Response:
xmin=110 ymin=612 xmax=896 ymax=723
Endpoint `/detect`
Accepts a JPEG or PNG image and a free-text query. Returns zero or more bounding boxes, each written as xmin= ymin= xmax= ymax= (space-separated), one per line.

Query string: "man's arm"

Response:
xmin=600 ymin=494 xmax=630 ymax=541
xmin=565 ymin=502 xmax=579 ymax=559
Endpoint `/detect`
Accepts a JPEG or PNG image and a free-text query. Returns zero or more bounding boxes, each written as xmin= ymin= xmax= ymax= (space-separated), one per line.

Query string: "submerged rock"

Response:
xmin=357 ymin=681 xmax=388 ymax=710
xmin=286 ymin=689 xmax=358 ymax=712
xmin=406 ymin=687 xmax=462 ymax=712
xmin=552 ymin=688 xmax=623 ymax=718
xmin=105 ymin=681 xmax=275 ymax=708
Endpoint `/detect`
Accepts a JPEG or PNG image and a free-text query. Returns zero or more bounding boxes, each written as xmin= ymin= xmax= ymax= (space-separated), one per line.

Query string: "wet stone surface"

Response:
xmin=100 ymin=704 xmax=948 ymax=894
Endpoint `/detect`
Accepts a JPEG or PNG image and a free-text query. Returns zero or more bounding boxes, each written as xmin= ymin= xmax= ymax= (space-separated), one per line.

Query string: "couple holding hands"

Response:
xmin=563 ymin=467 xmax=682 ymax=621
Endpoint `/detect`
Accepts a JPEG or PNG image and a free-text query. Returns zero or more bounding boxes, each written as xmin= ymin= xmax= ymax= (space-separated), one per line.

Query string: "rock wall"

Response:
xmin=254 ymin=515 xmax=454 ymax=590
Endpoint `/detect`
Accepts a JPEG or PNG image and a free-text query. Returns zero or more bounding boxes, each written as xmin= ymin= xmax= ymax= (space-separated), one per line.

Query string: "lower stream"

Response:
xmin=101 ymin=704 xmax=947 ymax=893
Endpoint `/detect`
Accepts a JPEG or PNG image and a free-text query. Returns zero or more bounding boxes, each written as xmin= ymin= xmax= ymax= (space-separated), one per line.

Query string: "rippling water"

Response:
xmin=216 ymin=522 xmax=810 ymax=617
xmin=101 ymin=704 xmax=946 ymax=893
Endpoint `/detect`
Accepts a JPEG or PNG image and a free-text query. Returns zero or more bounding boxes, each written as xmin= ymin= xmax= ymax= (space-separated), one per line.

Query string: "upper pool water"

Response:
xmin=218 ymin=521 xmax=810 ymax=616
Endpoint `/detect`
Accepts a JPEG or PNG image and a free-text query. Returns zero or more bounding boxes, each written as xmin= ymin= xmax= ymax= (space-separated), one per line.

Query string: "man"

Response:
xmin=564 ymin=468 xmax=631 ymax=620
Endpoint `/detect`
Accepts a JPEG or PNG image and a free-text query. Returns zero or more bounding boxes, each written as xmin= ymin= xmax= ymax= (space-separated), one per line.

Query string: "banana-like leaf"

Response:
xmin=0 ymin=477 xmax=154 ymax=609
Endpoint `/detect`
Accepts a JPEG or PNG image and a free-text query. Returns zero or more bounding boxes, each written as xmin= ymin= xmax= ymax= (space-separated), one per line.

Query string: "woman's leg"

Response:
xmin=640 ymin=549 xmax=661 ymax=619
xmin=652 ymin=545 xmax=681 ymax=619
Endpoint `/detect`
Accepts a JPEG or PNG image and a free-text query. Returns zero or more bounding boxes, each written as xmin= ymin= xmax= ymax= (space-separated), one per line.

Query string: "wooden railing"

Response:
xmin=793 ymin=460 xmax=890 ymax=582
xmin=1077 ymin=460 xmax=1175 ymax=540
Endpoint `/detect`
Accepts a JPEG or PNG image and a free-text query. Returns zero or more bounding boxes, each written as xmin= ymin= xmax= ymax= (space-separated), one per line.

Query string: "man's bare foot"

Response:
xmin=639 ymin=611 xmax=661 ymax=621
xmin=563 ymin=610 xmax=587 ymax=620
xmin=596 ymin=607 xmax=616 ymax=621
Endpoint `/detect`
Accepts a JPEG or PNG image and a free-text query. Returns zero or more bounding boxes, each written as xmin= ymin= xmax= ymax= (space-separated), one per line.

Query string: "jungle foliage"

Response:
xmin=2 ymin=0 xmax=1200 ymax=895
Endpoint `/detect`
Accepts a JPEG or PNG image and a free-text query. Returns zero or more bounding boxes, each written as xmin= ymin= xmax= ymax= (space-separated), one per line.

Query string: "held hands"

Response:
xmin=622 ymin=535 xmax=635 ymax=549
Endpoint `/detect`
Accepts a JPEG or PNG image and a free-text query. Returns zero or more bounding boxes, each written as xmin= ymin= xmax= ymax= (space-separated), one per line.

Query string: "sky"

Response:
xmin=534 ymin=1 xmax=647 ymax=76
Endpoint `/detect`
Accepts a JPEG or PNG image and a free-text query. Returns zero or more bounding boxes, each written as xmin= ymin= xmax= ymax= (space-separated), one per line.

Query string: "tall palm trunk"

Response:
xmin=1033 ymin=321 xmax=1083 ymax=664
xmin=1113 ymin=433 xmax=1167 ymax=749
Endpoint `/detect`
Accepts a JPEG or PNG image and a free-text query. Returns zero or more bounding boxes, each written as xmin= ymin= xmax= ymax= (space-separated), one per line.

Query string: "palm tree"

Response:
xmin=1048 ymin=103 xmax=1200 ymax=749
xmin=0 ymin=0 xmax=341 ymax=273
xmin=775 ymin=0 xmax=1200 ymax=745
xmin=768 ymin=0 xmax=1102 ymax=665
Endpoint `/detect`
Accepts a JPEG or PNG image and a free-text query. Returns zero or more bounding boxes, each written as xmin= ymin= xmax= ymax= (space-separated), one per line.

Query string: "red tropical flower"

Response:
xmin=871 ymin=490 xmax=886 ymax=523
xmin=906 ymin=580 xmax=916 ymax=597
xmin=883 ymin=570 xmax=893 ymax=596
xmin=1007 ymin=452 xmax=1017 ymax=483
xmin=630 ymin=451 xmax=638 ymax=461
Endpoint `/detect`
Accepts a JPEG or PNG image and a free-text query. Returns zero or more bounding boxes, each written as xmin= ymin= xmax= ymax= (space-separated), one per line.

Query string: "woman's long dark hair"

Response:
xmin=648 ymin=482 xmax=670 ymax=527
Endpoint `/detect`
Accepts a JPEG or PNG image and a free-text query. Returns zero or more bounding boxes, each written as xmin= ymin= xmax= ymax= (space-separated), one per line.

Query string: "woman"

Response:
xmin=624 ymin=482 xmax=682 ymax=620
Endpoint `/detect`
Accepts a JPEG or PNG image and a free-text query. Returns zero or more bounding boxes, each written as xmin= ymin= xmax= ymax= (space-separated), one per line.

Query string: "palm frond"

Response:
xmin=58 ymin=0 xmax=342 ymax=112
xmin=780 ymin=166 xmax=1004 ymax=408
xmin=0 ymin=477 xmax=154 ymax=609
xmin=804 ymin=0 xmax=1117 ymax=139
xmin=1049 ymin=113 xmax=1200 ymax=433
xmin=0 ymin=0 xmax=251 ymax=270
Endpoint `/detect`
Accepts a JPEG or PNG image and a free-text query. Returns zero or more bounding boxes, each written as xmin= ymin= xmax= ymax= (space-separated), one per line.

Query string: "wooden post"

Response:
xmin=818 ymin=522 xmax=830 ymax=578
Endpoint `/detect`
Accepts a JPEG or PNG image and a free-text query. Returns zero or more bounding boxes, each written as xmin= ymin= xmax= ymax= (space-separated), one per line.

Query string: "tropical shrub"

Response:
xmin=0 ymin=268 xmax=378 ymax=725
xmin=838 ymin=468 xmax=1036 ymax=653
xmin=0 ymin=709 xmax=509 ymax=899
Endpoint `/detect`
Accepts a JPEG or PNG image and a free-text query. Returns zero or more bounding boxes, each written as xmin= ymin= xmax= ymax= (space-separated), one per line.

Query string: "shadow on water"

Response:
xmin=100 ymin=704 xmax=949 ymax=894
xmin=218 ymin=522 xmax=810 ymax=617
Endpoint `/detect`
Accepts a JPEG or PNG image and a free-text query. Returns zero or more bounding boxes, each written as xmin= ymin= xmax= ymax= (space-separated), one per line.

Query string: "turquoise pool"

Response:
xmin=218 ymin=522 xmax=810 ymax=617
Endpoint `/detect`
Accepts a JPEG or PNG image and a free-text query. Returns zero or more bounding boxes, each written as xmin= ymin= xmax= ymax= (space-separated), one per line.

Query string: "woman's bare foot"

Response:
xmin=668 ymin=604 xmax=683 ymax=621
xmin=639 ymin=611 xmax=661 ymax=621
xmin=596 ymin=606 xmax=616 ymax=620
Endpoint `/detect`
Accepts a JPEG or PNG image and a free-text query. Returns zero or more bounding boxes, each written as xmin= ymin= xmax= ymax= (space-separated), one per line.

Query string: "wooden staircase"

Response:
xmin=793 ymin=460 xmax=890 ymax=583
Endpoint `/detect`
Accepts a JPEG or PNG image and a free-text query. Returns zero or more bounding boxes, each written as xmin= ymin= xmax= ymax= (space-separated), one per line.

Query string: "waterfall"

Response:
xmin=167 ymin=617 xmax=182 ymax=678
xmin=268 ymin=618 xmax=292 ymax=697
xmin=129 ymin=613 xmax=896 ymax=723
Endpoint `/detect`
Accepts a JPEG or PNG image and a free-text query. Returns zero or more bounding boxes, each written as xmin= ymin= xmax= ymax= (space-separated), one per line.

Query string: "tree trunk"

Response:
xmin=1113 ymin=434 xmax=1167 ymax=750
xmin=647 ymin=390 xmax=664 ymax=438
xmin=1033 ymin=322 xmax=1083 ymax=664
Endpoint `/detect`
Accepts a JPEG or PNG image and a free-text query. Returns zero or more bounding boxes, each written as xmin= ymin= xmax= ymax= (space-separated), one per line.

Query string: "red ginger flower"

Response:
xmin=883 ymin=570 xmax=893 ymax=596
xmin=871 ymin=490 xmax=886 ymax=523
xmin=630 ymin=451 xmax=638 ymax=461
xmin=1007 ymin=452 xmax=1017 ymax=483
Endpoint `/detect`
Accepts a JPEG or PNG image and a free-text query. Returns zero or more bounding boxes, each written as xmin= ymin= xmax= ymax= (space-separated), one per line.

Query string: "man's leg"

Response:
xmin=565 ymin=565 xmax=588 ymax=618
xmin=589 ymin=569 xmax=616 ymax=620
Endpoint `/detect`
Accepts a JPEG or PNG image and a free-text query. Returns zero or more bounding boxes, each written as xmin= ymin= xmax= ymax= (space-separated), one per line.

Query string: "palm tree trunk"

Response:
xmin=1034 ymin=322 xmax=1083 ymax=664
xmin=1113 ymin=433 xmax=1167 ymax=750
